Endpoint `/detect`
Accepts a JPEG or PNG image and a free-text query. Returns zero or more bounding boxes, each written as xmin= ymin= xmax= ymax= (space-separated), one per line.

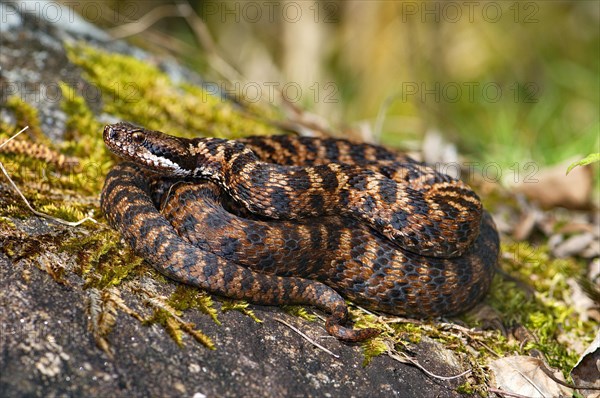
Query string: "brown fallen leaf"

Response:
xmin=514 ymin=157 xmax=594 ymax=210
xmin=571 ymin=330 xmax=600 ymax=398
xmin=489 ymin=355 xmax=573 ymax=397
xmin=512 ymin=211 xmax=538 ymax=241
xmin=558 ymin=222 xmax=598 ymax=235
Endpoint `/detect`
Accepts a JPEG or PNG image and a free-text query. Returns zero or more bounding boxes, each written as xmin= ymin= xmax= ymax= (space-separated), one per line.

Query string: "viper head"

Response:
xmin=103 ymin=122 xmax=196 ymax=176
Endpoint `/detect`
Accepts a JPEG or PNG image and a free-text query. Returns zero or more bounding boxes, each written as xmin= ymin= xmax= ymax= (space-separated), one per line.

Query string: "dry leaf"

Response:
xmin=553 ymin=233 xmax=597 ymax=258
xmin=514 ymin=158 xmax=594 ymax=210
xmin=513 ymin=211 xmax=538 ymax=241
xmin=571 ymin=330 xmax=600 ymax=398
xmin=489 ymin=355 xmax=573 ymax=397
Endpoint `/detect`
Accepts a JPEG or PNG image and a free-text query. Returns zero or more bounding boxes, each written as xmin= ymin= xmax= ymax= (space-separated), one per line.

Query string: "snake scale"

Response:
xmin=100 ymin=122 xmax=499 ymax=341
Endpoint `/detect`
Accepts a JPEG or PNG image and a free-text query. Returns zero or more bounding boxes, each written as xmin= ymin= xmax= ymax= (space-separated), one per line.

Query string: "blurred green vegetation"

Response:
xmin=89 ymin=1 xmax=599 ymax=173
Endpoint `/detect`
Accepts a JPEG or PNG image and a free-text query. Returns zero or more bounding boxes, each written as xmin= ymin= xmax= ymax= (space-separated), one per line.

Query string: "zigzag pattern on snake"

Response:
xmin=100 ymin=122 xmax=499 ymax=341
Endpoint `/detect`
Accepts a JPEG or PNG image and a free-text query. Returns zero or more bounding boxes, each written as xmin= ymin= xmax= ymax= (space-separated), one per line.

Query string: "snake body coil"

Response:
xmin=101 ymin=123 xmax=499 ymax=341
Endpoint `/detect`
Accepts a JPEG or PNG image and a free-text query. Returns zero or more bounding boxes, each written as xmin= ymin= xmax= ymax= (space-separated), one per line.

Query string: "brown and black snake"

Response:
xmin=100 ymin=122 xmax=499 ymax=341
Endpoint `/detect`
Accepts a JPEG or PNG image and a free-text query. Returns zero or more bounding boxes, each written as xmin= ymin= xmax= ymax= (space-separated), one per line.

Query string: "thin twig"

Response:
xmin=373 ymin=94 xmax=399 ymax=142
xmin=472 ymin=339 xmax=502 ymax=358
xmin=381 ymin=315 xmax=426 ymax=325
xmin=530 ymin=350 xmax=600 ymax=391
xmin=274 ymin=317 xmax=340 ymax=359
xmin=437 ymin=321 xmax=486 ymax=336
xmin=353 ymin=305 xmax=397 ymax=335
xmin=0 ymin=126 xmax=28 ymax=149
xmin=177 ymin=2 xmax=243 ymax=82
xmin=107 ymin=4 xmax=186 ymax=39
xmin=512 ymin=365 xmax=546 ymax=397
xmin=105 ymin=2 xmax=244 ymax=88
xmin=387 ymin=349 xmax=471 ymax=381
xmin=0 ymin=126 xmax=97 ymax=226
xmin=354 ymin=304 xmax=378 ymax=317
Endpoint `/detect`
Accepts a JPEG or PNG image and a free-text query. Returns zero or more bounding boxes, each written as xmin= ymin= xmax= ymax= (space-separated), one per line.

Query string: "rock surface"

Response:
xmin=0 ymin=2 xmax=468 ymax=397
xmin=0 ymin=251 xmax=465 ymax=398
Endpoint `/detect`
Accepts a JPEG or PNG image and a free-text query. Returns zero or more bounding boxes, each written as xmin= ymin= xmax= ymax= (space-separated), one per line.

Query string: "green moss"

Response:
xmin=37 ymin=203 xmax=87 ymax=223
xmin=60 ymin=229 xmax=143 ymax=289
xmin=1 ymin=96 xmax=89 ymax=196
xmin=0 ymin=198 xmax=29 ymax=220
xmin=221 ymin=300 xmax=263 ymax=323
xmin=145 ymin=308 xmax=184 ymax=346
xmin=456 ymin=382 xmax=475 ymax=395
xmin=388 ymin=322 xmax=424 ymax=345
xmin=144 ymin=303 xmax=216 ymax=350
xmin=59 ymin=82 xmax=112 ymax=195
xmin=483 ymin=241 xmax=593 ymax=373
xmin=60 ymin=82 xmax=105 ymax=158
xmin=349 ymin=306 xmax=386 ymax=337
xmin=65 ymin=43 xmax=279 ymax=140
xmin=282 ymin=306 xmax=317 ymax=322
xmin=4 ymin=96 xmax=47 ymax=144
xmin=60 ymin=82 xmax=103 ymax=144
xmin=0 ymin=216 xmax=16 ymax=229
xmin=361 ymin=337 xmax=388 ymax=366
xmin=168 ymin=285 xmax=220 ymax=326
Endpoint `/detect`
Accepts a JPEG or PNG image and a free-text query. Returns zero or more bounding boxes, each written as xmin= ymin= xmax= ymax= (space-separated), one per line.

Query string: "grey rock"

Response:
xmin=0 ymin=251 xmax=466 ymax=398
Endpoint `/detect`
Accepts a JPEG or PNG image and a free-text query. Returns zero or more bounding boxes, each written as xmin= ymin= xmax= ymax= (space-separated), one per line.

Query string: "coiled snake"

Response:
xmin=100 ymin=122 xmax=499 ymax=341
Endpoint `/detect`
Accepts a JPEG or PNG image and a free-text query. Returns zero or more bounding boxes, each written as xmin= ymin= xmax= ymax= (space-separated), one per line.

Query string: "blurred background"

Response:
xmin=73 ymin=0 xmax=599 ymax=178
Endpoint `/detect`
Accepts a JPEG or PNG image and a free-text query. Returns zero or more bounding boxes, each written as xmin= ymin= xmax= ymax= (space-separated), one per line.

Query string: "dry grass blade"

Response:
xmin=274 ymin=318 xmax=340 ymax=359
xmin=105 ymin=1 xmax=242 ymax=83
xmin=177 ymin=2 xmax=244 ymax=83
xmin=387 ymin=348 xmax=471 ymax=381
xmin=106 ymin=4 xmax=185 ymax=39
xmin=0 ymin=126 xmax=28 ymax=149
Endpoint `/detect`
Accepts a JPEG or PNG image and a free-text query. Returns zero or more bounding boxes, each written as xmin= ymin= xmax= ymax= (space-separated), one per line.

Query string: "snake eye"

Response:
xmin=131 ymin=132 xmax=145 ymax=144
xmin=104 ymin=125 xmax=118 ymax=141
